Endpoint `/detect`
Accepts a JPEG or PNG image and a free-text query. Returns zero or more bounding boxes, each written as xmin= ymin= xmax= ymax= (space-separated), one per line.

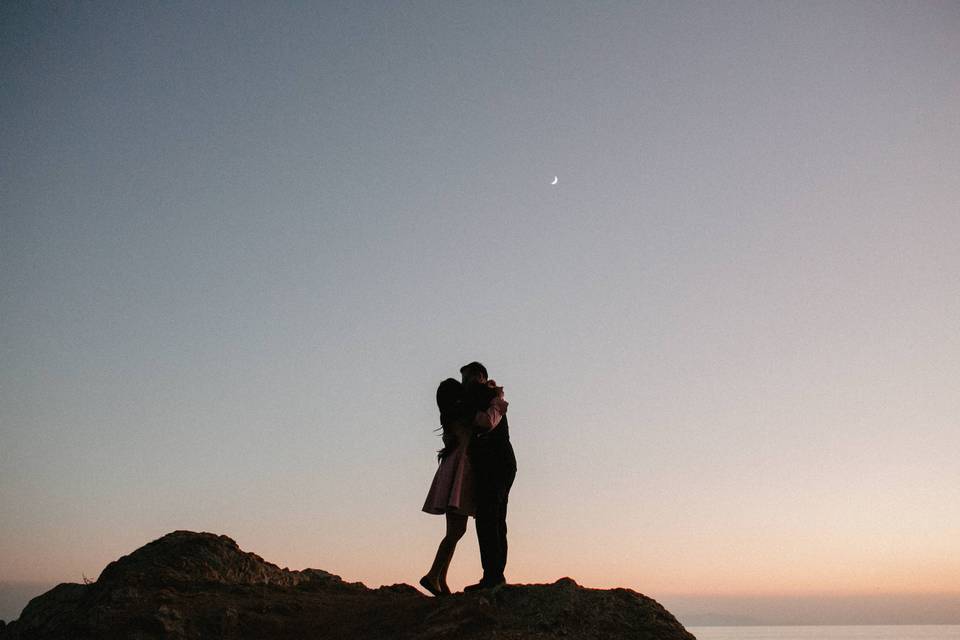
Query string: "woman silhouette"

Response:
xmin=420 ymin=378 xmax=475 ymax=596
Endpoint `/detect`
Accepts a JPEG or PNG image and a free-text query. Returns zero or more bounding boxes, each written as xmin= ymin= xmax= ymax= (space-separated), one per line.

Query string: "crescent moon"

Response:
xmin=551 ymin=176 xmax=558 ymax=185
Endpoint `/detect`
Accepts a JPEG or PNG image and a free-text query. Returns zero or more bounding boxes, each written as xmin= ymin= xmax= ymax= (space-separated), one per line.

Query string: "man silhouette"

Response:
xmin=460 ymin=361 xmax=517 ymax=591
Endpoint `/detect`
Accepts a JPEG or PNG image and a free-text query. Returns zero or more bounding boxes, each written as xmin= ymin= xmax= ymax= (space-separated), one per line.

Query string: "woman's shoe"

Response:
xmin=439 ymin=581 xmax=451 ymax=595
xmin=419 ymin=575 xmax=444 ymax=597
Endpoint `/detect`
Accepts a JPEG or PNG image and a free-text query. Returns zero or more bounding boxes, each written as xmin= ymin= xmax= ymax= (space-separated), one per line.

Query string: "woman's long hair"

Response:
xmin=435 ymin=378 xmax=467 ymax=461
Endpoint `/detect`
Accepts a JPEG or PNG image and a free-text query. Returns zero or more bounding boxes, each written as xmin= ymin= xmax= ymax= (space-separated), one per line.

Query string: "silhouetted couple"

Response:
xmin=420 ymin=361 xmax=517 ymax=595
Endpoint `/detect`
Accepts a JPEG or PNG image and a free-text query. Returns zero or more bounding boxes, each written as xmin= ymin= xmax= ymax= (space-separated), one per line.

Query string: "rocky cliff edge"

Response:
xmin=0 ymin=531 xmax=695 ymax=640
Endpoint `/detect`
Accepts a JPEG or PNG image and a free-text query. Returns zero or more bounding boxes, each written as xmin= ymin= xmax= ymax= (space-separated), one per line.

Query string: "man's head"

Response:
xmin=459 ymin=361 xmax=488 ymax=385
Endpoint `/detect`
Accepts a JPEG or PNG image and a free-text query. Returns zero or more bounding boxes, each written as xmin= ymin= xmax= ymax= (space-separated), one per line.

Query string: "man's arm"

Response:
xmin=474 ymin=392 xmax=508 ymax=433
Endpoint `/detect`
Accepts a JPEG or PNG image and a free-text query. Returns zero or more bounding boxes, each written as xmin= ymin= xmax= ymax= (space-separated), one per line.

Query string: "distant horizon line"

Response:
xmin=656 ymin=590 xmax=960 ymax=597
xmin=3 ymin=578 xmax=959 ymax=599
xmin=684 ymin=624 xmax=960 ymax=627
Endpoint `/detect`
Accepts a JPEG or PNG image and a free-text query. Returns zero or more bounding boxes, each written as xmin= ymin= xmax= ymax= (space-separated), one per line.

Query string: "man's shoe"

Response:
xmin=486 ymin=578 xmax=506 ymax=591
xmin=463 ymin=577 xmax=506 ymax=593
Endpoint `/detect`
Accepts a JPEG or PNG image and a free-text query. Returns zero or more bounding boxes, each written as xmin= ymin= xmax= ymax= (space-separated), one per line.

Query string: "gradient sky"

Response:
xmin=2 ymin=0 xmax=959 ymax=625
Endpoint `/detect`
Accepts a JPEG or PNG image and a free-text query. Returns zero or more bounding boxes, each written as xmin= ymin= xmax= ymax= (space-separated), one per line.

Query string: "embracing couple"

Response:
xmin=420 ymin=361 xmax=517 ymax=596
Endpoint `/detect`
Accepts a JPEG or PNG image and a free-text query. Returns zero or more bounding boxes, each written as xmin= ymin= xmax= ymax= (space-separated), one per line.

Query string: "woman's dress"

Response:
xmin=422 ymin=419 xmax=475 ymax=516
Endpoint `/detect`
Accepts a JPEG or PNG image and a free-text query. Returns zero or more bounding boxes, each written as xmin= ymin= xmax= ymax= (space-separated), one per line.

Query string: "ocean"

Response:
xmin=688 ymin=627 xmax=960 ymax=640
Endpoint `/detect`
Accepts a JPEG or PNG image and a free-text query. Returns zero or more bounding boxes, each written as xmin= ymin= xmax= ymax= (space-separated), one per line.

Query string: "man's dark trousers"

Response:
xmin=471 ymin=414 xmax=517 ymax=585
xmin=475 ymin=462 xmax=515 ymax=583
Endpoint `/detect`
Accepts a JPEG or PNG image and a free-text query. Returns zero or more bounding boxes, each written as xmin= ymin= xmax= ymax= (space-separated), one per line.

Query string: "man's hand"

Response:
xmin=474 ymin=389 xmax=508 ymax=433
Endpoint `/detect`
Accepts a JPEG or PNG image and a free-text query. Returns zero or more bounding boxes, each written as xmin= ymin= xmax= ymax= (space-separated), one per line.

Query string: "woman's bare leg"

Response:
xmin=438 ymin=513 xmax=467 ymax=593
xmin=421 ymin=512 xmax=468 ymax=596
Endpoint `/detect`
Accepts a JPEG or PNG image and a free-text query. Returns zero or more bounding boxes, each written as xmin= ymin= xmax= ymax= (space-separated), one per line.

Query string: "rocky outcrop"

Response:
xmin=0 ymin=531 xmax=695 ymax=639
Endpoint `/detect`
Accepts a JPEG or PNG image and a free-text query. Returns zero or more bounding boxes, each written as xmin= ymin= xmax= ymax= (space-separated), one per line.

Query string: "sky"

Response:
xmin=2 ymin=0 xmax=959 ymax=626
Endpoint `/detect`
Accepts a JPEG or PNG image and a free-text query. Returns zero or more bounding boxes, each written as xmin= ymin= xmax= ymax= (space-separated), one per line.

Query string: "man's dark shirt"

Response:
xmin=464 ymin=381 xmax=517 ymax=472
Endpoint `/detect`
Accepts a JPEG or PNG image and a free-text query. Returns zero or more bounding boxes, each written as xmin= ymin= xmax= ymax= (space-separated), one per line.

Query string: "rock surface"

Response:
xmin=0 ymin=531 xmax=696 ymax=639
